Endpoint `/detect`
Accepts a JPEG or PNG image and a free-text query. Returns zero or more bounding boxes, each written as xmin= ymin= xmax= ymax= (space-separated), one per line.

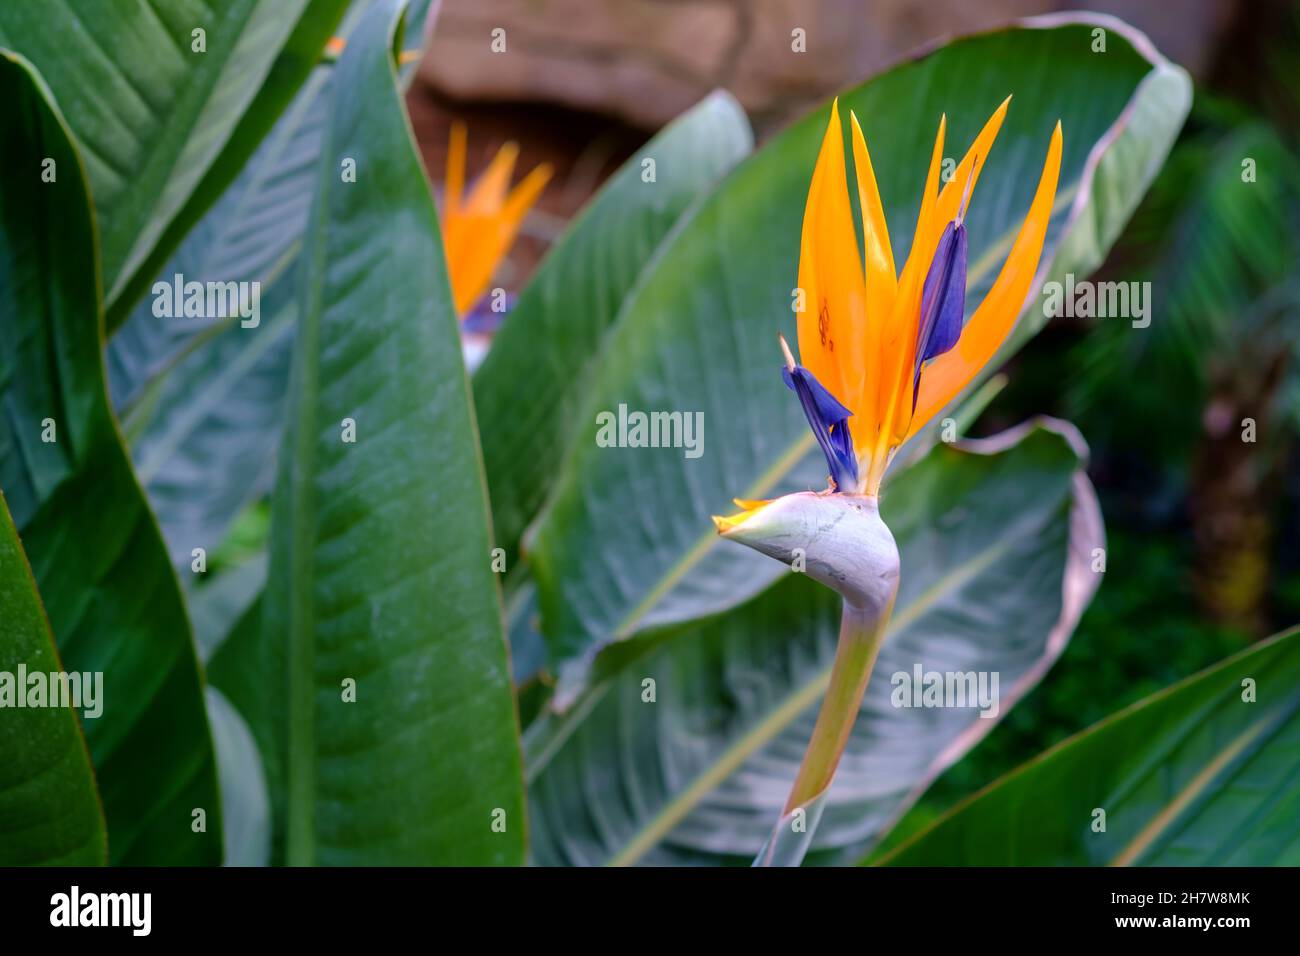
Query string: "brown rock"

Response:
xmin=418 ymin=0 xmax=1235 ymax=136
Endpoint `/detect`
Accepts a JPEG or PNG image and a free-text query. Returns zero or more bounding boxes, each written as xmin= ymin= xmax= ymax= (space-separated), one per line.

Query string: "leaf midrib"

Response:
xmin=282 ymin=132 xmax=332 ymax=874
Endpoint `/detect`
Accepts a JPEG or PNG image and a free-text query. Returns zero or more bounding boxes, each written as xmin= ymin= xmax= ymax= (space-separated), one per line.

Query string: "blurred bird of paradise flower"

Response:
xmin=440 ymin=121 xmax=552 ymax=318
xmin=718 ymin=95 xmax=1062 ymax=526
xmin=326 ymin=37 xmax=551 ymax=320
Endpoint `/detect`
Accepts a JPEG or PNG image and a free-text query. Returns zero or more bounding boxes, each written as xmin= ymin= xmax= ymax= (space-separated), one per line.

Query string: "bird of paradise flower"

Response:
xmin=714 ymin=96 xmax=1061 ymax=865
xmin=440 ymin=121 xmax=552 ymax=319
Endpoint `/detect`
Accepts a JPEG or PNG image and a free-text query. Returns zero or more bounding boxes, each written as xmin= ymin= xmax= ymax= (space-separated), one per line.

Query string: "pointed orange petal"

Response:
xmin=502 ymin=162 xmax=553 ymax=224
xmin=925 ymin=96 xmax=1010 ymax=254
xmin=446 ymin=222 xmax=498 ymax=315
xmin=848 ymin=111 xmax=896 ymax=298
xmin=908 ymin=121 xmax=1063 ymax=438
xmin=848 ymin=110 xmax=895 ymax=453
xmin=463 ymin=141 xmax=519 ymax=216
xmin=797 ymin=99 xmax=866 ymax=413
xmin=875 ymin=114 xmax=945 ymax=454
xmin=445 ymin=120 xmax=467 ymax=217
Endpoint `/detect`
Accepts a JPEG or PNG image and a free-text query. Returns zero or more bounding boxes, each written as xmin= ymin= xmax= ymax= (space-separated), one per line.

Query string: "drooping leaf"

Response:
xmin=878 ymin=628 xmax=1300 ymax=866
xmin=526 ymin=16 xmax=1189 ymax=699
xmin=109 ymin=0 xmax=438 ymax=566
xmin=527 ymin=421 xmax=1103 ymax=864
xmin=258 ymin=0 xmax=524 ymax=865
xmin=473 ymin=90 xmax=753 ymax=564
xmin=0 ymin=0 xmax=351 ymax=323
xmin=0 ymin=492 xmax=106 ymax=866
xmin=0 ymin=50 xmax=221 ymax=864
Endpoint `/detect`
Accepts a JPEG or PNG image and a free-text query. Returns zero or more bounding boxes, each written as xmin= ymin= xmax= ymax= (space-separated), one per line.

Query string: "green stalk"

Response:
xmin=782 ymin=595 xmax=896 ymax=814
xmin=714 ymin=489 xmax=900 ymax=866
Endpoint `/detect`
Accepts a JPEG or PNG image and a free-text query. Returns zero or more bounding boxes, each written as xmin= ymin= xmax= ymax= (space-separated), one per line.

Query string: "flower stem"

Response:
xmin=783 ymin=594 xmax=896 ymax=815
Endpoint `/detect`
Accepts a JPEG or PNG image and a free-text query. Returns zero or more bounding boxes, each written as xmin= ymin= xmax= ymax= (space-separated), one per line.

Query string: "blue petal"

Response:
xmin=782 ymin=364 xmax=859 ymax=491
xmin=912 ymin=221 xmax=968 ymax=409
xmin=462 ymin=301 xmax=508 ymax=333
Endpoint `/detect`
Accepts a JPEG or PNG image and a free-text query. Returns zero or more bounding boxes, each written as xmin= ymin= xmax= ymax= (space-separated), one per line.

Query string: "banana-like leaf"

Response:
xmin=878 ymin=628 xmax=1300 ymax=865
xmin=474 ymin=90 xmax=753 ymax=565
xmin=0 ymin=51 xmax=221 ymax=864
xmin=109 ymin=0 xmax=437 ymax=566
xmin=526 ymin=14 xmax=1189 ymax=699
xmin=0 ymin=0 xmax=351 ymax=324
xmin=0 ymin=492 xmax=106 ymax=866
xmin=258 ymin=0 xmax=524 ymax=865
xmin=527 ymin=421 xmax=1103 ymax=864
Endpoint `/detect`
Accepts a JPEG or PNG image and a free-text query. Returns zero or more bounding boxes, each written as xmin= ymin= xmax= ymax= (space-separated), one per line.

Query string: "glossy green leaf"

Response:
xmin=526 ymin=15 xmax=1189 ymax=698
xmin=0 ymin=492 xmax=106 ymax=866
xmin=0 ymin=0 xmax=351 ymax=323
xmin=474 ymin=90 xmax=753 ymax=564
xmin=0 ymin=51 xmax=220 ymax=864
xmin=879 ymin=628 xmax=1300 ymax=865
xmin=527 ymin=421 xmax=1104 ymax=864
xmin=258 ymin=0 xmax=524 ymax=865
xmin=109 ymin=0 xmax=437 ymax=565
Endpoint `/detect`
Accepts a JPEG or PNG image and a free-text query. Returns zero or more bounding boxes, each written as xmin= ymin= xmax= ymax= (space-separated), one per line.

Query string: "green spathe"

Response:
xmin=718 ymin=493 xmax=899 ymax=612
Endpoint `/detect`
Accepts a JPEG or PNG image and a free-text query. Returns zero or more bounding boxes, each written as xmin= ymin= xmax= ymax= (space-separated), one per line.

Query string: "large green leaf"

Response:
xmin=0 ymin=492 xmax=106 ymax=866
xmin=526 ymin=15 xmax=1189 ymax=698
xmin=257 ymin=0 xmax=524 ymax=865
xmin=108 ymin=0 xmax=437 ymax=566
xmin=527 ymin=421 xmax=1103 ymax=864
xmin=879 ymin=628 xmax=1300 ymax=865
xmin=0 ymin=0 xmax=350 ymax=324
xmin=474 ymin=90 xmax=752 ymax=565
xmin=0 ymin=51 xmax=220 ymax=864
